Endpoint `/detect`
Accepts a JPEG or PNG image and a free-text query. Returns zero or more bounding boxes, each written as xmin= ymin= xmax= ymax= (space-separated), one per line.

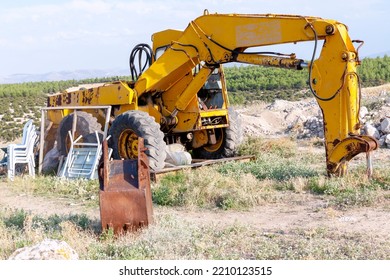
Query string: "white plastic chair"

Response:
xmin=58 ymin=131 xmax=102 ymax=179
xmin=7 ymin=120 xmax=37 ymax=180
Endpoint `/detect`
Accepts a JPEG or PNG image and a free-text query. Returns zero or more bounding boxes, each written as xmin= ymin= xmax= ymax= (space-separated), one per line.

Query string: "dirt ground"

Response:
xmin=1 ymin=181 xmax=389 ymax=238
xmin=0 ymin=84 xmax=390 ymax=238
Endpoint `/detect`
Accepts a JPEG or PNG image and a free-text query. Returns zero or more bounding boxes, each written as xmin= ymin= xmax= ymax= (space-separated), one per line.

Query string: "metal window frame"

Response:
xmin=38 ymin=105 xmax=112 ymax=174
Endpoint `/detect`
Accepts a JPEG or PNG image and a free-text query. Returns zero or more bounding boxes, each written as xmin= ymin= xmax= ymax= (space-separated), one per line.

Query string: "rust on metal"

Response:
xmin=65 ymin=92 xmax=72 ymax=104
xmin=326 ymin=135 xmax=378 ymax=175
xmin=98 ymin=138 xmax=153 ymax=235
xmin=54 ymin=96 xmax=61 ymax=107
xmin=82 ymin=88 xmax=94 ymax=105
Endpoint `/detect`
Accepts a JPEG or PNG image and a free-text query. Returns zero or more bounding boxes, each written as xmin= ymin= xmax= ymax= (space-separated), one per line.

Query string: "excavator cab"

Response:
xmin=197 ymin=68 xmax=225 ymax=110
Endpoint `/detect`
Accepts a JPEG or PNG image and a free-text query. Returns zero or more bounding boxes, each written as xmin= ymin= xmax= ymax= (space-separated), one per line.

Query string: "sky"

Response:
xmin=1 ymin=0 xmax=389 ymax=77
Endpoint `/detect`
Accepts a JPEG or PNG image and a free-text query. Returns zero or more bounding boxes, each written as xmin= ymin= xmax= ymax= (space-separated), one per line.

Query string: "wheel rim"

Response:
xmin=118 ymin=128 xmax=139 ymax=159
xmin=203 ymin=129 xmax=224 ymax=153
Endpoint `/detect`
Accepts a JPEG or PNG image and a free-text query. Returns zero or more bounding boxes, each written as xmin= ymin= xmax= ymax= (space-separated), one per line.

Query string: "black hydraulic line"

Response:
xmin=129 ymin=43 xmax=154 ymax=81
xmin=305 ymin=22 xmax=341 ymax=102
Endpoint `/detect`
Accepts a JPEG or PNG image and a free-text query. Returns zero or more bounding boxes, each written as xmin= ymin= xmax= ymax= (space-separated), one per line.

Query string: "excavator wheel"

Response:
xmin=193 ymin=108 xmax=242 ymax=159
xmin=56 ymin=111 xmax=102 ymax=156
xmin=108 ymin=110 xmax=167 ymax=171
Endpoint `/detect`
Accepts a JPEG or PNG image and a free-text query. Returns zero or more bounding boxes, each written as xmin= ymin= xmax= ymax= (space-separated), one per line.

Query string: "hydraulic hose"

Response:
xmin=129 ymin=43 xmax=154 ymax=81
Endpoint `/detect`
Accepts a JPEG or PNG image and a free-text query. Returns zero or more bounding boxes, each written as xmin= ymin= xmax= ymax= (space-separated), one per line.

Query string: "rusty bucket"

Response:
xmin=98 ymin=138 xmax=153 ymax=234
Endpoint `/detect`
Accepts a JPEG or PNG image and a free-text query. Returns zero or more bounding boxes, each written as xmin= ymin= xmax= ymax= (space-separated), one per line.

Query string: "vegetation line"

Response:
xmin=0 ymin=56 xmax=388 ymax=141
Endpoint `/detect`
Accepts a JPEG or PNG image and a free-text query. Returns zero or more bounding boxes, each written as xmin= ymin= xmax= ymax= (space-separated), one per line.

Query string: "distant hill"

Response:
xmin=0 ymin=69 xmax=130 ymax=84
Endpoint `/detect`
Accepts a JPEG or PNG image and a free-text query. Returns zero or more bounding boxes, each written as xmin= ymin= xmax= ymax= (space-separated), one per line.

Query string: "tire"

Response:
xmin=193 ymin=107 xmax=242 ymax=159
xmin=108 ymin=110 xmax=166 ymax=171
xmin=56 ymin=111 xmax=102 ymax=156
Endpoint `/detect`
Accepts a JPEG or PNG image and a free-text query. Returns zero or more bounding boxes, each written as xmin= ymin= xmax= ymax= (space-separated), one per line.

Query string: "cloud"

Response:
xmin=0 ymin=0 xmax=195 ymax=47
xmin=68 ymin=0 xmax=113 ymax=15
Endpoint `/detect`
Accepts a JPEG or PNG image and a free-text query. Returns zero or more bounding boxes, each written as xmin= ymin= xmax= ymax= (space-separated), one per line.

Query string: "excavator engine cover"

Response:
xmin=98 ymin=138 xmax=153 ymax=234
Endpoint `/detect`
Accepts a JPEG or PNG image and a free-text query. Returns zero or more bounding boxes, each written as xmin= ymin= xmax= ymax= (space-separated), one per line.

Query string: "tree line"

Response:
xmin=224 ymin=55 xmax=390 ymax=103
xmin=0 ymin=77 xmax=115 ymax=98
xmin=0 ymin=55 xmax=388 ymax=100
xmin=0 ymin=55 xmax=388 ymax=141
xmin=358 ymin=55 xmax=390 ymax=86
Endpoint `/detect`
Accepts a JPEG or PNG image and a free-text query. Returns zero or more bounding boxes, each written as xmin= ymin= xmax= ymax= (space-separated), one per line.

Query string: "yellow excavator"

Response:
xmin=45 ymin=11 xmax=378 ymax=176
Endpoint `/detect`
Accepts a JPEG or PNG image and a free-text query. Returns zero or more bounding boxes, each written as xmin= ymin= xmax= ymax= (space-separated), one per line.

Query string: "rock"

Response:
xmin=359 ymin=106 xmax=369 ymax=121
xmin=309 ymin=122 xmax=318 ymax=129
xmin=364 ymin=123 xmax=380 ymax=140
xmin=165 ymin=144 xmax=192 ymax=166
xmin=8 ymin=239 xmax=78 ymax=260
xmin=378 ymin=135 xmax=386 ymax=147
xmin=385 ymin=134 xmax=390 ymax=147
xmin=298 ymin=116 xmax=324 ymax=139
xmin=380 ymin=118 xmax=390 ymax=134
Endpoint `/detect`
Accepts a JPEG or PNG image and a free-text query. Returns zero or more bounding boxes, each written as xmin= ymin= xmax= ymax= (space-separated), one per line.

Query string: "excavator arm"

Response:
xmin=134 ymin=12 xmax=378 ymax=175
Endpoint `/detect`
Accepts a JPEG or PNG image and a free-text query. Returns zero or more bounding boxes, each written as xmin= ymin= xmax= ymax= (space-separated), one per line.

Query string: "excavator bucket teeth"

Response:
xmin=98 ymin=138 xmax=153 ymax=235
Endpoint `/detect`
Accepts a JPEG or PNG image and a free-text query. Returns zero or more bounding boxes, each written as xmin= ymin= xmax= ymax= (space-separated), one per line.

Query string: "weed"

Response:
xmin=152 ymin=168 xmax=274 ymax=210
xmin=218 ymin=157 xmax=318 ymax=181
xmin=8 ymin=176 xmax=99 ymax=207
xmin=152 ymin=172 xmax=188 ymax=206
xmin=238 ymin=137 xmax=297 ymax=158
xmin=1 ymin=132 xmax=390 ymax=260
xmin=306 ymin=174 xmax=384 ymax=208
xmin=1 ymin=209 xmax=28 ymax=230
xmin=32 ymin=213 xmax=97 ymax=233
xmin=1 ymin=207 xmax=389 ymax=260
xmin=84 ymin=214 xmax=390 ymax=260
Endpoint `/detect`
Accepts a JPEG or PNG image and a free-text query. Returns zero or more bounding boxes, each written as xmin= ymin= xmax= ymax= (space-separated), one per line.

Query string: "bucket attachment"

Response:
xmin=98 ymin=138 xmax=153 ymax=234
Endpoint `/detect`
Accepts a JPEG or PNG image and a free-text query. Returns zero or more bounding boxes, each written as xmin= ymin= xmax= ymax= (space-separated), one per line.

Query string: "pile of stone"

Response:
xmin=296 ymin=115 xmax=324 ymax=139
xmin=363 ymin=116 xmax=390 ymax=148
xmin=289 ymin=102 xmax=390 ymax=148
xmin=284 ymin=105 xmax=325 ymax=139
xmin=358 ymin=102 xmax=390 ymax=147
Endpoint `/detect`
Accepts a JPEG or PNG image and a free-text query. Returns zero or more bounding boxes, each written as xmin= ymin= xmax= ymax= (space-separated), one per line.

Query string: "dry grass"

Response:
xmin=1 ymin=209 xmax=389 ymax=260
xmin=1 ymin=136 xmax=390 ymax=260
xmin=152 ymin=168 xmax=278 ymax=210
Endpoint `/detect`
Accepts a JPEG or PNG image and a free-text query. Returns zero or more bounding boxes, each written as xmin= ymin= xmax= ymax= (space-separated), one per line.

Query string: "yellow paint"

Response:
xmin=46 ymin=13 xmax=377 ymax=175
